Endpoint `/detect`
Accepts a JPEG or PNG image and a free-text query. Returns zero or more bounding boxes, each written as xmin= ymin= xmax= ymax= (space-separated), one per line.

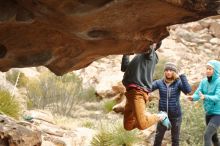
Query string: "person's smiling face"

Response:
xmin=164 ymin=69 xmax=174 ymax=79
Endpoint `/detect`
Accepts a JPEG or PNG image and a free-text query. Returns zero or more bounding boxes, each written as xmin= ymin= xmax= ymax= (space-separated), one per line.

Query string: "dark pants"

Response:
xmin=153 ymin=116 xmax=182 ymax=146
xmin=204 ymin=115 xmax=220 ymax=146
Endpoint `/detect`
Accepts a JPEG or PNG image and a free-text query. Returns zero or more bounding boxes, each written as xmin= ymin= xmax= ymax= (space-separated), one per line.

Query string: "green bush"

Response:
xmin=26 ymin=98 xmax=34 ymax=110
xmin=6 ymin=70 xmax=29 ymax=88
xmin=91 ymin=120 xmax=142 ymax=146
xmin=80 ymin=86 xmax=97 ymax=102
xmin=0 ymin=89 xmax=20 ymax=119
xmin=109 ymin=124 xmax=142 ymax=146
xmin=81 ymin=120 xmax=95 ymax=129
xmin=181 ymin=100 xmax=205 ymax=145
xmin=91 ymin=126 xmax=113 ymax=146
xmin=26 ymin=71 xmax=97 ymax=116
xmin=102 ymin=99 xmax=117 ymax=113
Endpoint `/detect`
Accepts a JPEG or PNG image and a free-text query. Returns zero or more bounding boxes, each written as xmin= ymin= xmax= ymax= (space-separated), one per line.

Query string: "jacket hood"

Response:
xmin=207 ymin=60 xmax=220 ymax=81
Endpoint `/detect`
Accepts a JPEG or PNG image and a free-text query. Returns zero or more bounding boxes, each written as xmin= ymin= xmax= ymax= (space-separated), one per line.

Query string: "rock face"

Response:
xmin=0 ymin=0 xmax=219 ymax=75
xmin=0 ymin=114 xmax=41 ymax=146
xmin=0 ymin=110 xmax=97 ymax=146
xmin=75 ymin=55 xmax=125 ymax=98
xmin=161 ymin=17 xmax=220 ymax=83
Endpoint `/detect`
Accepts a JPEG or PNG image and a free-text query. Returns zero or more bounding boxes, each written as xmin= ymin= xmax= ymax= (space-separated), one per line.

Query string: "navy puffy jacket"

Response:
xmin=151 ymin=74 xmax=191 ymax=118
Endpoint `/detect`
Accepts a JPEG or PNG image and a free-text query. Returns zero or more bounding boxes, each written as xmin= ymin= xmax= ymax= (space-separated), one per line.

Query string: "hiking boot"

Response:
xmin=158 ymin=111 xmax=172 ymax=130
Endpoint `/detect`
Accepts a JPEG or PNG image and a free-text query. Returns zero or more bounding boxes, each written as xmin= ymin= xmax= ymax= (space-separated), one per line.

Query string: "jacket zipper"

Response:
xmin=166 ymin=84 xmax=169 ymax=115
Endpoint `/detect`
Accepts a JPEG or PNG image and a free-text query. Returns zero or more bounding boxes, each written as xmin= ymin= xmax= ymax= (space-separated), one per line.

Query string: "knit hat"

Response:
xmin=164 ymin=62 xmax=178 ymax=73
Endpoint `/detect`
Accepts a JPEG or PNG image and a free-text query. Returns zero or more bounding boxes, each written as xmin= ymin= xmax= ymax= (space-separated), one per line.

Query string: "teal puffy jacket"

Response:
xmin=193 ymin=60 xmax=220 ymax=115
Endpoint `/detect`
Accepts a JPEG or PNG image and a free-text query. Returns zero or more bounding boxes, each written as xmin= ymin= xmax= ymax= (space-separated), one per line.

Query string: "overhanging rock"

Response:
xmin=0 ymin=0 xmax=219 ymax=75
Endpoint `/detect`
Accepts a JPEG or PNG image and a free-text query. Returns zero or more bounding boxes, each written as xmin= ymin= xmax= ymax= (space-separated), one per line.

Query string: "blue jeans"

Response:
xmin=153 ymin=116 xmax=182 ymax=146
xmin=204 ymin=115 xmax=220 ymax=146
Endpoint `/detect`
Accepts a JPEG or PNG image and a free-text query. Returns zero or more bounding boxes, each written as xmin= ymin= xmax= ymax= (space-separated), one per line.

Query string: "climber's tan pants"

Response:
xmin=123 ymin=89 xmax=160 ymax=130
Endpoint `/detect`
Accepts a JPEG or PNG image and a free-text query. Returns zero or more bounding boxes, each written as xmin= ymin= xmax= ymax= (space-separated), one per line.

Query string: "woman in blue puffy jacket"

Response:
xmin=152 ymin=62 xmax=192 ymax=146
xmin=188 ymin=60 xmax=220 ymax=146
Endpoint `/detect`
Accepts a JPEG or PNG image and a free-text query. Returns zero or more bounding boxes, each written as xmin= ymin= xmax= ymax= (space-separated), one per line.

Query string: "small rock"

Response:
xmin=210 ymin=38 xmax=220 ymax=45
xmin=209 ymin=22 xmax=220 ymax=38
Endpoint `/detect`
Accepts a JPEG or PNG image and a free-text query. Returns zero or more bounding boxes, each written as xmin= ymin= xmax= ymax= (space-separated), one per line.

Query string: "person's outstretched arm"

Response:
xmin=192 ymin=82 xmax=203 ymax=101
xmin=151 ymin=80 xmax=159 ymax=92
xmin=121 ymin=55 xmax=130 ymax=72
xmin=179 ymin=74 xmax=192 ymax=94
xmin=144 ymin=41 xmax=161 ymax=59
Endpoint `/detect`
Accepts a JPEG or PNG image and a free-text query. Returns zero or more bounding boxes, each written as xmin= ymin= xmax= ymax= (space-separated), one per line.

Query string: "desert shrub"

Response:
xmin=109 ymin=124 xmax=142 ymax=146
xmin=102 ymin=99 xmax=117 ymax=113
xmin=6 ymin=70 xmax=29 ymax=88
xmin=181 ymin=100 xmax=205 ymax=145
xmin=91 ymin=126 xmax=112 ymax=146
xmin=26 ymin=98 xmax=34 ymax=110
xmin=81 ymin=120 xmax=95 ymax=129
xmin=91 ymin=120 xmax=142 ymax=146
xmin=26 ymin=71 xmax=97 ymax=116
xmin=80 ymin=86 xmax=97 ymax=102
xmin=0 ymin=89 xmax=20 ymax=119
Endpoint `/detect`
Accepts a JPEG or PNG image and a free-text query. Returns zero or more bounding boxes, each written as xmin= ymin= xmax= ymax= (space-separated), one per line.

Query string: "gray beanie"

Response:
xmin=164 ymin=62 xmax=178 ymax=73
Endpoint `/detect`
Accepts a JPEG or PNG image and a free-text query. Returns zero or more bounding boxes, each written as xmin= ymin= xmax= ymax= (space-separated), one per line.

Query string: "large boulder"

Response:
xmin=0 ymin=111 xmax=97 ymax=146
xmin=0 ymin=114 xmax=41 ymax=146
xmin=0 ymin=0 xmax=219 ymax=75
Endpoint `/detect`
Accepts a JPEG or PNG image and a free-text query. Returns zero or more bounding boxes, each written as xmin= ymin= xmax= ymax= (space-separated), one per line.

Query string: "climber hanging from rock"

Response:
xmin=121 ymin=41 xmax=171 ymax=131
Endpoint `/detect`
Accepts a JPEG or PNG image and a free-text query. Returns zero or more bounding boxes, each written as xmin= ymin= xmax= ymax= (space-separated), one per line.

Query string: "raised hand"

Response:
xmin=199 ymin=91 xmax=205 ymax=100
